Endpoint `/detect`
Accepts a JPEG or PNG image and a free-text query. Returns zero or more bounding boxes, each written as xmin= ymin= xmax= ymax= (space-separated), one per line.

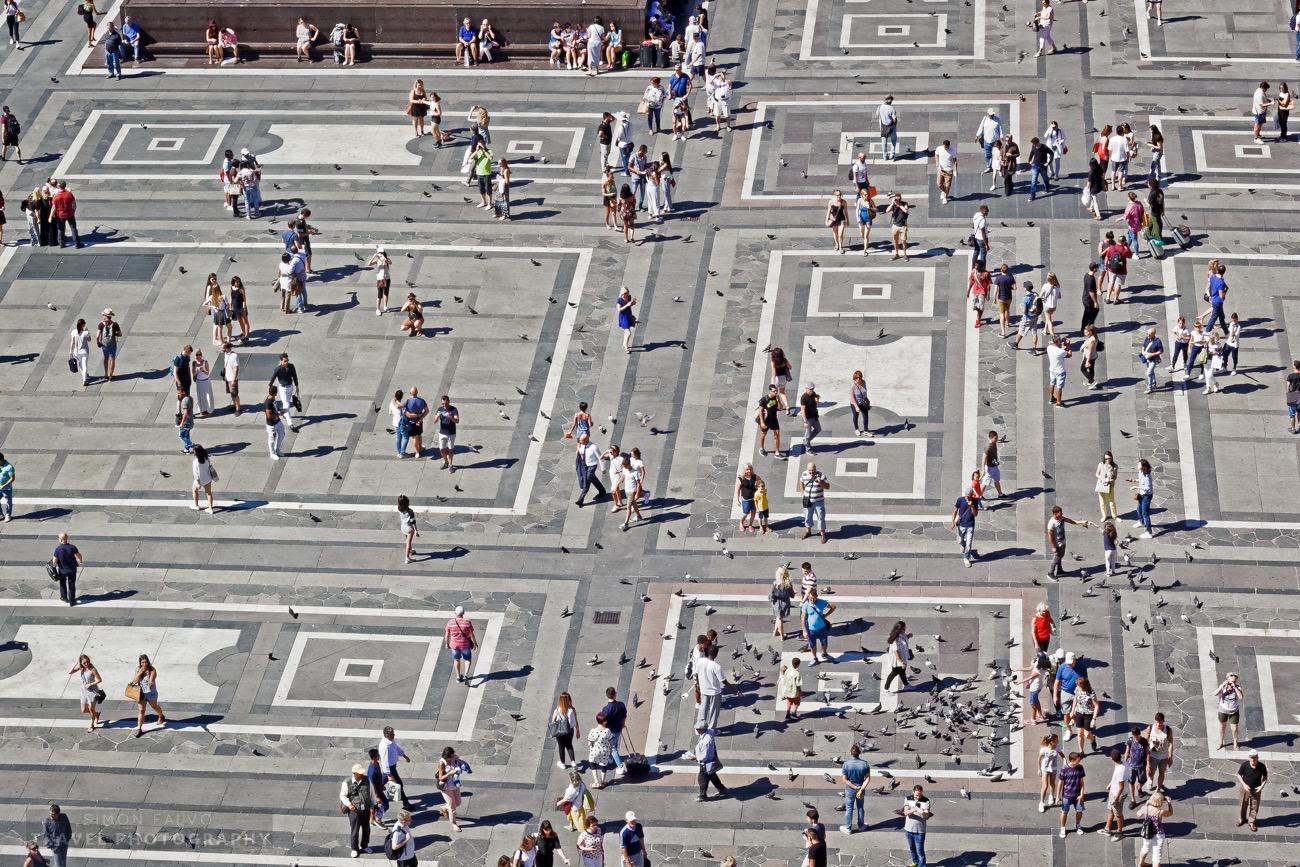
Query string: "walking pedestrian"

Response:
xmin=1027 ymin=136 xmax=1051 ymax=199
xmin=1034 ymin=0 xmax=1056 ymax=54
xmin=41 ymin=806 xmax=70 ymax=867
xmin=559 ymin=769 xmax=594 ymax=832
xmin=883 ymin=621 xmax=911 ymax=693
xmin=1082 ymin=156 xmax=1104 ymax=220
xmin=94 ymin=308 xmax=121 ymax=382
xmin=878 ymin=95 xmax=898 ymax=160
xmin=1046 ymin=506 xmax=1093 ymax=577
xmin=1039 ymin=733 xmax=1063 ymax=811
xmin=619 ymin=812 xmax=645 ymax=867
xmin=616 ymin=286 xmax=636 ymax=352
xmin=340 ymin=763 xmax=374 ymax=857
xmin=435 ymin=394 xmax=459 ymax=471
xmin=1236 ymin=750 xmax=1267 ymax=831
xmin=1071 ymin=677 xmax=1100 ymax=753
xmin=396 ymin=495 xmax=418 ymax=563
xmin=801 ymin=588 xmax=835 ymax=663
xmin=1128 ymin=459 xmax=1155 ymax=538
xmin=577 ymin=817 xmax=604 ymax=867
xmin=67 ymin=318 xmax=90 ymax=387
xmin=269 ymin=352 xmax=300 ymax=432
xmin=435 ymin=746 xmax=470 ymax=830
xmin=69 ymin=654 xmax=103 ymax=732
xmin=574 ymin=434 xmax=608 ymax=506
xmin=550 ymin=692 xmax=580 ymax=768
xmin=903 ymin=785 xmax=932 ymax=866
xmin=190 ymin=444 xmax=215 ymax=513
xmin=1101 ymin=749 xmax=1126 ymax=841
xmin=693 ymin=645 xmax=729 ymax=729
xmin=1043 ymin=121 xmax=1066 ymax=180
xmin=799 ymin=383 xmax=821 ymax=454
xmin=991 ymin=263 xmax=1014 ymax=336
xmin=1288 ymin=359 xmax=1300 ymax=433
xmin=617 ymin=453 xmax=644 ymax=530
xmin=884 ymin=194 xmax=910 ymax=260
xmin=445 ymin=605 xmax=477 ymax=684
xmin=176 ymin=384 xmax=195 ymax=453
xmin=693 ymin=723 xmax=727 ymax=801
xmin=1080 ymin=325 xmax=1100 ymax=390
xmin=999 ymin=134 xmax=1020 ymax=196
xmin=1215 ymin=672 xmax=1245 ymax=750
xmin=967 ymin=264 xmax=990 ymax=330
xmin=378 ymin=726 xmax=414 ymax=809
xmin=1079 ymin=263 xmax=1100 ymax=333
xmin=1137 ymin=793 xmax=1172 ymax=866
xmin=0 ymin=451 xmax=13 ymax=522
xmin=755 ymin=385 xmax=786 ymax=458
xmin=854 ymin=187 xmax=875 ymax=254
xmin=951 ymin=490 xmax=978 ymax=567
xmin=799 ymin=462 xmax=830 ymax=542
xmin=1046 ymin=334 xmax=1072 ymax=407
xmin=51 ymin=532 xmax=82 ymax=606
xmin=1146 ymin=125 xmax=1165 ymax=180
xmin=824 ymin=190 xmax=848 ymax=253
xmin=975 ymin=107 xmax=1003 ymax=172
xmin=642 ymin=76 xmax=667 ymax=134
xmin=839 ymin=745 xmax=871 ymax=834
xmin=390 ymin=811 xmax=416 ymax=866
xmin=1122 ymin=726 xmax=1147 ymax=807
xmin=1144 ymin=712 xmax=1174 ymax=793
xmin=536 ymin=820 xmax=571 ymax=867
xmin=586 ymin=711 xmax=616 ymax=788
xmin=971 ymin=204 xmax=990 ymax=268
xmin=1032 ymin=602 xmax=1056 ymax=654
xmin=264 ymin=384 xmax=285 ymax=460
xmin=778 ymin=656 xmax=803 ymax=720
xmin=129 ymin=653 xmax=165 ymax=737
xmin=1141 ymin=327 xmax=1164 ymax=394
xmin=770 ymin=565 xmax=795 ymax=637
xmin=849 ymin=370 xmax=871 ymax=436
xmin=934 ymin=139 xmax=956 ymax=204
xmin=1057 ymin=752 xmax=1086 ymax=837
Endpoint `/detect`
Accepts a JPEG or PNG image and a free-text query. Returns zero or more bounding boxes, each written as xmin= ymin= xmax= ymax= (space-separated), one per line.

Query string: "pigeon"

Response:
xmin=288 ymin=606 xmax=298 ymax=619
xmin=159 ymin=469 xmax=171 ymax=478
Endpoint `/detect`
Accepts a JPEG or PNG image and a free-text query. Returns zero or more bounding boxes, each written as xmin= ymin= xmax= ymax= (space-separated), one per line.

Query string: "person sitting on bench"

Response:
xmin=455 ymin=17 xmax=478 ymax=65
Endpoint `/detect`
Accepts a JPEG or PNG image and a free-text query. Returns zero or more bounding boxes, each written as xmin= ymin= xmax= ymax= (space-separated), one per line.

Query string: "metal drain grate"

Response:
xmin=593 ymin=611 xmax=621 ymax=624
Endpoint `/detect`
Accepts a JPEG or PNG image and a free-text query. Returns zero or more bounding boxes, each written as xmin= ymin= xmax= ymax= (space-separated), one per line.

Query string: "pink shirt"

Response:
xmin=1123 ymin=200 xmax=1145 ymax=231
xmin=445 ymin=617 xmax=475 ymax=650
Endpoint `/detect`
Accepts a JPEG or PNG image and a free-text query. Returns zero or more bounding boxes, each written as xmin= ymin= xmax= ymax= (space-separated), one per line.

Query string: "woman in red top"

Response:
xmin=1032 ymin=602 xmax=1055 ymax=653
xmin=967 ymin=266 xmax=991 ymax=330
xmin=1092 ymin=125 xmax=1112 ymax=189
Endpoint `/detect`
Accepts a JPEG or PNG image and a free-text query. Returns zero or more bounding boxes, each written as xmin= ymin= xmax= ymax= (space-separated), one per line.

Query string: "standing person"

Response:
xmin=1034 ymin=0 xmax=1056 ymax=55
xmin=971 ymin=204 xmax=990 ymax=268
xmin=778 ymin=657 xmax=803 ymax=720
xmin=1057 ymin=752 xmax=1086 ymax=838
xmin=1147 ymin=125 xmax=1165 ymax=180
xmin=770 ymin=347 xmax=794 ymax=415
xmin=735 ymin=463 xmax=761 ymax=533
xmin=585 ymin=712 xmax=616 ymax=788
xmin=1140 ymin=327 xmax=1164 ymax=395
xmin=493 ymin=158 xmax=511 ymax=221
xmin=884 ymin=194 xmax=910 ymax=260
xmin=1215 ymin=672 xmax=1245 ymax=750
xmin=68 ymin=319 xmax=90 ymax=387
xmin=550 ymin=692 xmax=580 ymax=768
xmin=1108 ymin=125 xmax=1131 ymax=191
xmin=1144 ymin=713 xmax=1175 ymax=793
xmin=41 ymin=806 xmax=71 ymax=867
xmin=1027 ymin=136 xmax=1051 ymax=199
xmin=397 ymin=495 xmax=418 ymax=563
xmin=976 ymin=107 xmax=1003 ymax=172
xmin=803 ymin=828 xmax=827 ymax=867
xmin=577 ymin=817 xmax=604 ymax=867
xmin=0 ymin=451 xmax=13 ymax=522
xmin=368 ymin=247 xmax=391 ymax=316
xmin=1288 ymin=359 xmax=1300 ymax=434
xmin=992 ymin=263 xmax=1015 ymax=336
xmin=799 ymin=462 xmax=830 ymax=543
xmin=1080 ymin=325 xmax=1100 ymax=390
xmin=1236 ymin=750 xmax=1267 ymax=831
xmin=378 ymin=726 xmax=414 ymax=809
xmin=800 ymin=588 xmax=835 ymax=663
xmin=657 ymin=152 xmax=675 ymax=213
xmin=839 ymin=745 xmax=871 ymax=834
xmin=1082 ymin=156 xmax=1105 ymax=220
xmin=176 ymin=385 xmax=195 ymax=454
xmin=129 ymin=654 xmax=165 ymax=737
xmin=1095 ymin=451 xmax=1119 ymax=522
xmin=435 ymin=747 xmax=470 ymax=831
xmin=1039 ymin=733 xmax=1063 ymax=811
xmin=951 ymin=490 xmax=978 ymax=567
xmin=601 ymin=167 xmax=618 ymax=229
xmin=902 ymin=785 xmax=932 ymax=866
xmin=1252 ymin=81 xmax=1273 ymax=145
xmin=574 ymin=434 xmax=608 ymax=507
xmin=877 ymin=95 xmax=899 ymax=161
xmin=269 ymin=352 xmax=300 ymax=432
xmin=1122 ymin=726 xmax=1148 ymax=808
xmin=1046 ymin=335 xmax=1072 ymax=408
xmin=1118 ymin=192 xmax=1146 ymax=257
xmin=854 ymin=187 xmax=875 ymax=255
xmin=770 ymin=564 xmax=795 ymax=637
xmin=1277 ymin=82 xmax=1294 ymax=141
xmin=616 ymin=286 xmax=637 ymax=353
xmin=399 ymin=386 xmax=428 ymax=459
xmin=693 ymin=645 xmax=729 ymax=729
xmin=934 ymin=139 xmax=956 ymax=204
xmin=1032 ymin=601 xmax=1056 ymax=654
xmin=1040 ymin=272 xmax=1061 ymax=336
xmin=642 ymin=76 xmax=667 ymax=135
xmin=263 ymin=384 xmax=285 ymax=460
xmin=228 ymin=277 xmax=249 ymax=343
xmin=967 ymin=264 xmax=990 ymax=330
xmin=848 ymin=151 xmax=872 ymax=198
xmin=191 ymin=444 xmax=215 ymax=513
xmin=94 ymin=309 xmax=121 ymax=382
xmin=1013 ymin=281 xmax=1044 ymax=353
xmin=405 ymin=79 xmax=429 ymax=138
xmin=824 ymin=190 xmax=848 ymax=254
xmin=51 ymin=532 xmax=82 ymax=606
xmin=0 ymin=106 xmax=19 ymax=163
xmin=340 ymin=763 xmax=374 ymax=858
xmin=799 ymin=384 xmax=821 ymax=454
xmin=1223 ymin=313 xmax=1241 ymax=375
xmin=435 ymin=394 xmax=459 ymax=471
xmin=1101 ymin=749 xmax=1127 ymax=841
xmin=710 ymin=71 xmax=733 ymax=133
xmin=583 ymin=17 xmax=606 ymax=74
xmin=1043 ymin=121 xmax=1067 ymax=180
xmin=619 ymin=812 xmax=645 ymax=867
xmin=999 ymin=134 xmax=1020 ymax=196
xmin=1203 ymin=262 xmax=1230 ymax=336
xmin=1046 ymin=506 xmax=1093 ymax=578
xmin=1128 ymin=459 xmax=1155 ymax=538
xmin=470 ymin=141 xmax=494 ymax=209
xmin=1071 ymin=677 xmax=1100 ymax=753
xmin=1080 ymin=263 xmax=1100 ymax=333
xmin=693 ymin=723 xmax=727 ymax=801
xmin=755 ymin=384 xmax=785 ymax=458
xmin=1137 ymin=794 xmax=1173 ymax=866
xmin=849 ymin=370 xmax=871 ymax=436
xmin=617 ymin=184 xmax=637 ymax=243
xmin=444 ymin=605 xmax=477 ymax=685
xmin=69 ymin=654 xmax=103 ymax=732
xmin=883 ymin=621 xmax=911 ymax=693
xmin=193 ymin=349 xmax=214 ymax=417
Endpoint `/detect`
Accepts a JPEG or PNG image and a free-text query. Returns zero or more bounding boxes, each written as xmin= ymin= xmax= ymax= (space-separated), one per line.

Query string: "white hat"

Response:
xmin=1052 ymin=648 xmax=1065 ymax=660
xmin=625 ymin=811 xmax=637 ymax=822
xmin=376 ymin=246 xmax=386 ymax=253
xmin=351 ymin=763 xmax=365 ymax=774
xmin=454 ymin=605 xmax=465 ymax=616
xmin=804 ymin=382 xmax=815 ymax=390
xmin=1248 ymin=748 xmax=1259 ymax=757
xmin=1064 ymin=652 xmax=1076 ymax=664
xmin=240 ymin=147 xmax=251 ymax=156
xmin=986 ymin=107 xmax=997 ymax=116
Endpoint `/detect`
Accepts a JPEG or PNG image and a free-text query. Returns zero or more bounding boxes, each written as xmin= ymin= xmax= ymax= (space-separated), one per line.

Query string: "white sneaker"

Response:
xmin=839 ymin=826 xmax=852 ymax=834
xmin=206 ymin=507 xmax=215 ymax=514
xmin=990 ymin=185 xmax=996 ymax=191
xmin=1076 ymin=826 xmax=1084 ymax=836
xmin=1039 ymin=802 xmax=1047 ymax=813
xmin=1132 ymin=523 xmax=1144 ymax=531
xmin=1059 ymin=828 xmax=1067 ymax=839
xmin=1140 ymin=531 xmax=1154 ymax=539
xmin=270 ymin=454 xmax=281 ymax=461
xmin=558 ymin=761 xmax=567 ymax=769
xmin=376 ymin=309 xmax=382 ymax=316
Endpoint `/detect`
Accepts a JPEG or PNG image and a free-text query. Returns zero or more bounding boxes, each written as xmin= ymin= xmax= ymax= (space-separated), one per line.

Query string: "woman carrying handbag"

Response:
xmin=128 ymin=654 xmax=166 ymax=738
xmin=69 ymin=654 xmax=104 ymax=732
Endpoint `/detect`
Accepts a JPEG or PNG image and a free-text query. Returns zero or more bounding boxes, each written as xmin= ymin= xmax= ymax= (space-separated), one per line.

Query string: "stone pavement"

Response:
xmin=0 ymin=0 xmax=1298 ymax=864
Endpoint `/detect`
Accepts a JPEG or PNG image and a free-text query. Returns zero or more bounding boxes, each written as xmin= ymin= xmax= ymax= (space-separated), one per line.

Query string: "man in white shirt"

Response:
xmin=971 ymin=204 xmax=990 ymax=267
xmin=975 ymin=108 xmax=1003 ymax=171
xmin=1046 ymin=335 xmax=1072 ymax=408
xmin=934 ymin=140 xmax=957 ymax=204
xmin=1251 ymin=81 xmax=1273 ymax=144
xmin=847 ymin=152 xmax=871 ymax=196
xmin=877 ymin=96 xmax=899 ymax=161
xmin=1107 ymin=129 xmax=1130 ymax=190
xmin=1102 ymin=749 xmax=1127 ymax=840
xmin=574 ymin=433 xmax=608 ymax=506
xmin=693 ymin=645 xmax=729 ymax=730
xmin=220 ymin=341 xmax=240 ymax=415
xmin=378 ymin=726 xmax=414 ymax=809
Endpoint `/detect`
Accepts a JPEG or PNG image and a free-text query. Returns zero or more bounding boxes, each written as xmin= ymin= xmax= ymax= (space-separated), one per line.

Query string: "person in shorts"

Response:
xmin=1013 ymin=282 xmax=1043 ymax=353
xmin=755 ymin=384 xmax=784 ymax=457
xmin=1057 ymin=752 xmax=1086 ymax=837
xmin=368 ymin=246 xmax=391 ymax=316
xmin=1122 ymin=726 xmax=1148 ymax=807
xmin=1144 ymin=713 xmax=1174 ymax=793
xmin=754 ymin=478 xmax=770 ymax=534
xmin=1286 ymin=359 xmax=1300 ymax=434
xmin=444 ymin=605 xmax=477 ymax=684
xmin=1214 ymin=672 xmax=1244 ymax=750
xmin=436 ymin=394 xmax=459 ymax=471
xmin=1102 ymin=749 xmax=1127 ymax=840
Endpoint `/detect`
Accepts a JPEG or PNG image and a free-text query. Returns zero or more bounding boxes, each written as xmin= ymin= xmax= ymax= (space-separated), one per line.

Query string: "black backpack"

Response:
xmin=5 ymin=116 xmax=19 ymax=138
xmin=383 ymin=830 xmax=399 ymax=860
xmin=1140 ymin=815 xmax=1157 ymax=839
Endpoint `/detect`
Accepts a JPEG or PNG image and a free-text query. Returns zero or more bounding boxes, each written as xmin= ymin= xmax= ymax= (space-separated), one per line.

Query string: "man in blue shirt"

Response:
xmin=0 ymin=451 xmax=14 ymax=522
xmin=1204 ymin=264 xmax=1229 ymax=336
xmin=619 ymin=811 xmax=645 ymax=867
xmin=401 ymin=386 xmax=429 ymax=459
xmin=455 ymin=17 xmax=478 ymax=65
xmin=839 ymin=744 xmax=872 ymax=834
xmin=951 ymin=492 xmax=978 ymax=567
xmin=121 ymin=16 xmax=142 ymax=62
xmin=1054 ymin=651 xmax=1084 ymax=732
xmin=668 ymin=65 xmax=693 ymax=130
xmin=800 ymin=587 xmax=836 ymax=664
xmin=51 ymin=532 xmax=83 ymax=606
xmin=436 ymin=394 xmax=459 ymax=472
xmin=601 ymin=687 xmax=628 ymax=776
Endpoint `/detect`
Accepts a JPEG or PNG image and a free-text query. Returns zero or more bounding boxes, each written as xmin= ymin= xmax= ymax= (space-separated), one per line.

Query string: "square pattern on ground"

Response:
xmin=1195 ymin=625 xmax=1300 ymax=761
xmin=1152 ymin=115 xmax=1300 ymax=186
xmin=641 ymin=591 xmax=1026 ymax=779
xmin=0 ymin=242 xmax=592 ymax=515
xmin=1136 ymin=0 xmax=1296 ymax=62
xmin=1160 ymin=254 xmax=1300 ymax=526
xmin=744 ymin=100 xmax=1021 ymax=200
xmin=732 ymin=249 xmax=976 ymax=520
xmin=798 ymin=0 xmax=986 ymax=60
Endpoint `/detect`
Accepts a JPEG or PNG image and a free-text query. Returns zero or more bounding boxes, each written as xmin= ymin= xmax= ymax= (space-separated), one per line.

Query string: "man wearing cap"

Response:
xmin=693 ymin=723 xmax=727 ymax=801
xmin=1053 ymin=650 xmax=1083 ymax=732
xmin=799 ymin=383 xmax=821 ymax=455
xmin=975 ymin=108 xmax=1003 ymax=172
xmin=95 ymin=308 xmax=122 ymax=382
xmin=619 ymin=811 xmax=646 ymax=867
xmin=339 ymin=762 xmax=374 ymax=857
xmin=445 ymin=605 xmax=477 ymax=685
xmin=799 ymin=462 xmax=830 ymax=543
xmin=1236 ymin=749 xmax=1267 ymax=831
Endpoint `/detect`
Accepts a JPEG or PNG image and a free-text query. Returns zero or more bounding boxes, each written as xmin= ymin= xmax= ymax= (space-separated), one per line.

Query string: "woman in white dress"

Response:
xmin=67 ymin=318 xmax=90 ymax=387
xmin=68 ymin=654 xmax=103 ymax=732
xmin=192 ymin=349 xmax=214 ymax=416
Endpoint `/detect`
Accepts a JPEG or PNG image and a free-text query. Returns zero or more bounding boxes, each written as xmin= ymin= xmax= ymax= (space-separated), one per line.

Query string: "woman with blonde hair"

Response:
xmin=769 ymin=564 xmax=794 ymax=638
xmin=205 ymin=283 xmax=231 ymax=346
xmin=550 ymin=691 xmax=580 ymax=768
xmin=129 ymin=653 xmax=166 ymax=738
xmin=69 ymin=653 xmax=103 ymax=732
xmin=557 ymin=768 xmax=594 ymax=832
xmin=1095 ymin=451 xmax=1118 ymax=522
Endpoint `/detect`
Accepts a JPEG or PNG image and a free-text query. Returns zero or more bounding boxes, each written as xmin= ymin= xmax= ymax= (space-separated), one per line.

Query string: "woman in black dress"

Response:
xmin=36 ymin=187 xmax=53 ymax=246
xmin=534 ymin=820 xmax=570 ymax=867
xmin=407 ymin=79 xmax=429 ymax=138
xmin=824 ymin=189 xmax=848 ymax=253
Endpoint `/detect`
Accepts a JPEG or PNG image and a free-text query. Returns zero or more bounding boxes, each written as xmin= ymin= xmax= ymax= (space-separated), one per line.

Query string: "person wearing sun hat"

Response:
xmin=95 ymin=308 xmax=122 ymax=382
xmin=339 ymin=763 xmax=374 ymax=857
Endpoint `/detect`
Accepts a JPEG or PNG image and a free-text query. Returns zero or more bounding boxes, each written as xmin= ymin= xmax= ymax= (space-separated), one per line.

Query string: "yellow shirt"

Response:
xmin=754 ymin=488 xmax=769 ymax=511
